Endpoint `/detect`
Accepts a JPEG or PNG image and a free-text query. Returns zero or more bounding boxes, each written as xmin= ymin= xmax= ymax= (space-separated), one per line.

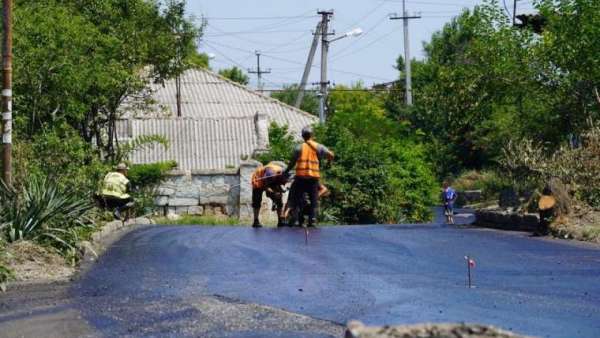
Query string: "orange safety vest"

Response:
xmin=252 ymin=163 xmax=283 ymax=189
xmin=295 ymin=140 xmax=321 ymax=178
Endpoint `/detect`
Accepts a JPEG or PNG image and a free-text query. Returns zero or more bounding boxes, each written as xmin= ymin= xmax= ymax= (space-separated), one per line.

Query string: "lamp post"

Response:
xmin=318 ymin=26 xmax=362 ymax=123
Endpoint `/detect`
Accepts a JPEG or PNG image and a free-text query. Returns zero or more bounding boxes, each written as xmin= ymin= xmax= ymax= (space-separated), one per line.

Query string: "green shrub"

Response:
xmin=126 ymin=161 xmax=177 ymax=216
xmin=128 ymin=161 xmax=177 ymax=189
xmin=254 ymin=122 xmax=296 ymax=165
xmin=0 ymin=176 xmax=94 ymax=257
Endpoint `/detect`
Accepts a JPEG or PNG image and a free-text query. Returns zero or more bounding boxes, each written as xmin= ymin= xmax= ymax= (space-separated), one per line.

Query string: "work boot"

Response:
xmin=277 ymin=218 xmax=287 ymax=227
xmin=307 ymin=218 xmax=317 ymax=228
xmin=252 ymin=220 xmax=262 ymax=228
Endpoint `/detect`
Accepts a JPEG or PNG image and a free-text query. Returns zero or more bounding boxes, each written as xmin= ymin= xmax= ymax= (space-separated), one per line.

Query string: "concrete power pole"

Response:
xmin=2 ymin=0 xmax=12 ymax=185
xmin=513 ymin=0 xmax=518 ymax=25
xmin=295 ymin=22 xmax=322 ymax=109
xmin=318 ymin=10 xmax=333 ymax=123
xmin=248 ymin=51 xmax=270 ymax=92
xmin=390 ymin=0 xmax=420 ymax=106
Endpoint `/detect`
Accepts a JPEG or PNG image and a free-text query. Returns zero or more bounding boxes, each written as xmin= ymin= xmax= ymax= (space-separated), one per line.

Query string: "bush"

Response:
xmin=127 ymin=161 xmax=177 ymax=216
xmin=128 ymin=161 xmax=177 ymax=189
xmin=318 ymin=86 xmax=437 ymax=223
xmin=254 ymin=122 xmax=296 ymax=165
xmin=0 ymin=176 xmax=94 ymax=257
xmin=452 ymin=170 xmax=512 ymax=201
xmin=501 ymin=121 xmax=600 ymax=209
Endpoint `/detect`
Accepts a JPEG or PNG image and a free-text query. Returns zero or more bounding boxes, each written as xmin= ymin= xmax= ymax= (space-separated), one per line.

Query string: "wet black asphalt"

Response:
xmin=68 ymin=211 xmax=600 ymax=338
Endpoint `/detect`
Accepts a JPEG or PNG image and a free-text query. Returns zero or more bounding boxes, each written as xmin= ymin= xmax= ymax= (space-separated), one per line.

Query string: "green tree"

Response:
xmin=218 ymin=66 xmax=250 ymax=85
xmin=319 ymin=85 xmax=437 ymax=223
xmin=270 ymin=85 xmax=319 ymax=115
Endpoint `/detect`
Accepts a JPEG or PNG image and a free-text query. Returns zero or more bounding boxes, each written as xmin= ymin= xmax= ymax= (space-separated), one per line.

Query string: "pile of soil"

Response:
xmin=346 ymin=322 xmax=530 ymax=338
xmin=5 ymin=241 xmax=74 ymax=283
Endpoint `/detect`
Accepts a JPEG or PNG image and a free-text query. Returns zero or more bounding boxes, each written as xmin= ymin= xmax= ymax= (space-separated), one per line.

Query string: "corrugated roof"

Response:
xmin=121 ymin=68 xmax=317 ymax=136
xmin=119 ymin=118 xmax=257 ymax=170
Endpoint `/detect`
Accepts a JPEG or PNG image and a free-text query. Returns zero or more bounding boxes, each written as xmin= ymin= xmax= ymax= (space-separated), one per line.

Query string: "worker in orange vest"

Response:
xmin=251 ymin=161 xmax=289 ymax=228
xmin=285 ymin=126 xmax=334 ymax=227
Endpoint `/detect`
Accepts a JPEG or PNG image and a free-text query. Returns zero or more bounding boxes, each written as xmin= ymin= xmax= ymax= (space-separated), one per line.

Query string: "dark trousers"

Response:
xmin=98 ymin=195 xmax=134 ymax=214
xmin=289 ymin=177 xmax=319 ymax=225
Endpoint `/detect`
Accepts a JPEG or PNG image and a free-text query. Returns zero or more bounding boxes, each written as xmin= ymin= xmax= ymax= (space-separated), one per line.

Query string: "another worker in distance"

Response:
xmin=441 ymin=181 xmax=458 ymax=224
xmin=100 ymin=163 xmax=135 ymax=220
xmin=251 ymin=161 xmax=290 ymax=228
xmin=285 ymin=126 xmax=334 ymax=227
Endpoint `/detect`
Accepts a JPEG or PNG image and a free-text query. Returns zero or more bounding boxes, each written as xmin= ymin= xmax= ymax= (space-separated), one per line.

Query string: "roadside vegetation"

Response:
xmin=155 ymin=215 xmax=240 ymax=226
xmin=264 ymin=0 xmax=599 ymax=235
xmin=0 ymin=0 xmax=202 ymax=289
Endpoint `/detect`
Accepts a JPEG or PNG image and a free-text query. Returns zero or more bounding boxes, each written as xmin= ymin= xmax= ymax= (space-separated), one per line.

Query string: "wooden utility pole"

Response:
xmin=390 ymin=0 xmax=420 ymax=106
xmin=318 ymin=10 xmax=333 ymax=123
xmin=295 ymin=22 xmax=322 ymax=109
xmin=248 ymin=51 xmax=271 ymax=92
xmin=2 ymin=0 xmax=12 ymax=185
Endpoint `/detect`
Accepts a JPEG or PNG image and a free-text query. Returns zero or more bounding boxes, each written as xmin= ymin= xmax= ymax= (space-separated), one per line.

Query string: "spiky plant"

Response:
xmin=0 ymin=176 xmax=94 ymax=251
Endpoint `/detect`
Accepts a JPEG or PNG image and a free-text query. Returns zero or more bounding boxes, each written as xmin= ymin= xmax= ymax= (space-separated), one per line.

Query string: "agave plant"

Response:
xmin=0 ymin=177 xmax=94 ymax=246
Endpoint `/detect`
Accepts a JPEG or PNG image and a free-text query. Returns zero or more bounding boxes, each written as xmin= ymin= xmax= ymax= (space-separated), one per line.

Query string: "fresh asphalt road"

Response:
xmin=2 ymin=211 xmax=600 ymax=337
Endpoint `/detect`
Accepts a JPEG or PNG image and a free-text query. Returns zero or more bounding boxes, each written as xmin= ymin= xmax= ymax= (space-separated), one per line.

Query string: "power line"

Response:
xmin=331 ymin=27 xmax=400 ymax=61
xmin=203 ymin=15 xmax=318 ymax=21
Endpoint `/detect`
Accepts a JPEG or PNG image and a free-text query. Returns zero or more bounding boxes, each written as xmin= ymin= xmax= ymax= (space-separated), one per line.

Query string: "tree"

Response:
xmin=218 ymin=66 xmax=249 ymax=85
xmin=270 ymin=85 xmax=319 ymax=116
xmin=11 ymin=0 xmax=201 ymax=160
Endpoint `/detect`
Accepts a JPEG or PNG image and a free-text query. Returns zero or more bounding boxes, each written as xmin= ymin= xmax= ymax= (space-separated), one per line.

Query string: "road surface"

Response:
xmin=1 ymin=211 xmax=600 ymax=337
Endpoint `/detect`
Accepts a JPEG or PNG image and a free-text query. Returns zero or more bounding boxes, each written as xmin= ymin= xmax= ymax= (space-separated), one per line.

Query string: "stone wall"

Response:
xmin=475 ymin=208 xmax=540 ymax=232
xmin=153 ymin=160 xmax=278 ymax=222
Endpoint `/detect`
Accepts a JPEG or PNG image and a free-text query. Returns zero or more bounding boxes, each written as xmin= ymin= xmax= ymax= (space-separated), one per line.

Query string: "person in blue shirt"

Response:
xmin=441 ymin=181 xmax=458 ymax=224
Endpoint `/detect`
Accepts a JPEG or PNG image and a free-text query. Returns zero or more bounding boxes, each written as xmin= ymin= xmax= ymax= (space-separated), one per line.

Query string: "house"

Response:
xmin=117 ymin=68 xmax=317 ymax=220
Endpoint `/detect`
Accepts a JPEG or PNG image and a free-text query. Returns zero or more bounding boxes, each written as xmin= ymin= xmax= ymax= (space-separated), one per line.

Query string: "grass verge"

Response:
xmin=154 ymin=215 xmax=241 ymax=226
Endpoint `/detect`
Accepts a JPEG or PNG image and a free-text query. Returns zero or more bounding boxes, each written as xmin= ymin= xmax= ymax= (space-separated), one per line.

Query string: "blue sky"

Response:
xmin=187 ymin=0 xmax=536 ymax=89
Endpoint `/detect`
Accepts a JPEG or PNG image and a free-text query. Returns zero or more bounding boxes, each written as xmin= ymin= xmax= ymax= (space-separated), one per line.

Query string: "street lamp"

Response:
xmin=319 ymin=27 xmax=363 ymax=123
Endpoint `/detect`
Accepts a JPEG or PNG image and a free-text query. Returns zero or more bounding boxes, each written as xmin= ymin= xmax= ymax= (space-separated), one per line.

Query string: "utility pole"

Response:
xmin=318 ymin=10 xmax=333 ymax=123
xmin=390 ymin=0 xmax=420 ymax=106
xmin=248 ymin=51 xmax=270 ymax=92
xmin=295 ymin=22 xmax=322 ymax=109
xmin=2 ymin=0 xmax=12 ymax=185
xmin=513 ymin=0 xmax=518 ymax=25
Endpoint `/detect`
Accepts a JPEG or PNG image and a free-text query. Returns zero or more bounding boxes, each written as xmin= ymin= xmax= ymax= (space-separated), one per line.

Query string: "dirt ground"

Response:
xmin=4 ymin=241 xmax=74 ymax=283
xmin=551 ymin=210 xmax=600 ymax=243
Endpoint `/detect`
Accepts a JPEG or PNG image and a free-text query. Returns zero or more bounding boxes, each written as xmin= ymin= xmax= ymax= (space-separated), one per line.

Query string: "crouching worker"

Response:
xmin=100 ymin=163 xmax=134 ymax=220
xmin=251 ymin=161 xmax=290 ymax=228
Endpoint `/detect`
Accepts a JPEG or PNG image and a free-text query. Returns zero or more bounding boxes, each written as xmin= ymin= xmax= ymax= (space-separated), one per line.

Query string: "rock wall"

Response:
xmin=475 ymin=208 xmax=540 ymax=232
xmin=153 ymin=160 xmax=278 ymax=222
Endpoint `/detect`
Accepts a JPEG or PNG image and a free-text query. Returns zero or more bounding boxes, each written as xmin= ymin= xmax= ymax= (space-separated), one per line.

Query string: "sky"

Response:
xmin=187 ymin=0 xmax=537 ymax=90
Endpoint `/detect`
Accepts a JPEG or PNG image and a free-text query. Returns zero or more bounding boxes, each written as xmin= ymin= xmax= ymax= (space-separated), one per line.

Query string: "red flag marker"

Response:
xmin=464 ymin=256 xmax=476 ymax=288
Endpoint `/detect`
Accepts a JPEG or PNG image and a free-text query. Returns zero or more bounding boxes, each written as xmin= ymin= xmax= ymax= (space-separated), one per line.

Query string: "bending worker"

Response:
xmin=251 ymin=161 xmax=289 ymax=228
xmin=285 ymin=126 xmax=334 ymax=227
xmin=100 ymin=163 xmax=134 ymax=220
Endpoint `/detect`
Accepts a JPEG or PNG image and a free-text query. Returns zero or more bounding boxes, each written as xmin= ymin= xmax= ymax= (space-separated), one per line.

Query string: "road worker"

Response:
xmin=100 ymin=163 xmax=134 ymax=220
xmin=251 ymin=161 xmax=290 ymax=228
xmin=283 ymin=183 xmax=330 ymax=227
xmin=285 ymin=126 xmax=334 ymax=227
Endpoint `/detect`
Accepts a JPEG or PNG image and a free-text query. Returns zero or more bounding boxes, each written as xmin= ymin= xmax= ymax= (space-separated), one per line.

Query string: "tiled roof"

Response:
xmin=118 ymin=118 xmax=257 ymax=170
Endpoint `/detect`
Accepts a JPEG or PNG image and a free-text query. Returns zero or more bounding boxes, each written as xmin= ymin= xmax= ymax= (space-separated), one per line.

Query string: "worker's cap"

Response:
xmin=116 ymin=163 xmax=129 ymax=171
xmin=301 ymin=126 xmax=313 ymax=139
